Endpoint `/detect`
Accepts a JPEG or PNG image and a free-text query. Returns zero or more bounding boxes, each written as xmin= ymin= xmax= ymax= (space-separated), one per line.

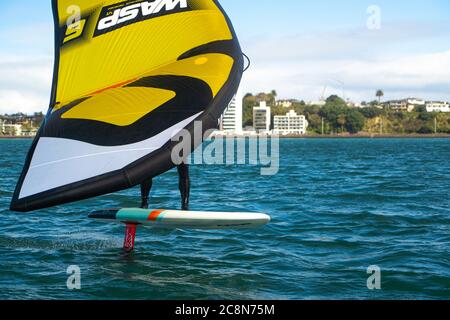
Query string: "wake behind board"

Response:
xmin=89 ymin=208 xmax=271 ymax=230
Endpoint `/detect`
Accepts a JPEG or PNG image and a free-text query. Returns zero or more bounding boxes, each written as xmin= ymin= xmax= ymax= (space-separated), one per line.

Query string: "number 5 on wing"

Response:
xmin=64 ymin=19 xmax=86 ymax=44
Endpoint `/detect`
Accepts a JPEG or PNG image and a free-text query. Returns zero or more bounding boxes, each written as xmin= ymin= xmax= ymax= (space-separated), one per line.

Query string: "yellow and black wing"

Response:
xmin=11 ymin=0 xmax=243 ymax=212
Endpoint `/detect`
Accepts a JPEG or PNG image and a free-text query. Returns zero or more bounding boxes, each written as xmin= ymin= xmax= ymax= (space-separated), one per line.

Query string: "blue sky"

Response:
xmin=1 ymin=0 xmax=450 ymax=113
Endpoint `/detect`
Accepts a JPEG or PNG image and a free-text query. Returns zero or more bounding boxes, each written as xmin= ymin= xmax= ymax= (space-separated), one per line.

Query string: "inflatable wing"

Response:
xmin=11 ymin=0 xmax=243 ymax=212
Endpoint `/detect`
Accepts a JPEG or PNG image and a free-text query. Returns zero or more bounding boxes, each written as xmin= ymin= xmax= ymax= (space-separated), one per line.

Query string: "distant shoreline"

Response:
xmin=0 ymin=136 xmax=35 ymax=139
xmin=214 ymin=133 xmax=450 ymax=139
xmin=1 ymin=133 xmax=450 ymax=140
xmin=280 ymin=133 xmax=450 ymax=139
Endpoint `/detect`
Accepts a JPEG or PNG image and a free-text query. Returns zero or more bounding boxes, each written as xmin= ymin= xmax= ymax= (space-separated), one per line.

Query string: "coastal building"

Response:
xmin=348 ymin=101 xmax=364 ymax=108
xmin=384 ymin=98 xmax=425 ymax=112
xmin=253 ymin=101 xmax=271 ymax=133
xmin=1 ymin=121 xmax=23 ymax=136
xmin=220 ymin=89 xmax=243 ymax=134
xmin=21 ymin=127 xmax=38 ymax=137
xmin=306 ymin=100 xmax=326 ymax=107
xmin=276 ymin=99 xmax=296 ymax=108
xmin=426 ymin=101 xmax=450 ymax=113
xmin=273 ymin=110 xmax=309 ymax=135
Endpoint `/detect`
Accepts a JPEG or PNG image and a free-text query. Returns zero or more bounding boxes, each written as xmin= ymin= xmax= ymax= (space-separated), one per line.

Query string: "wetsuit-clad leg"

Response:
xmin=177 ymin=163 xmax=190 ymax=211
xmin=140 ymin=178 xmax=153 ymax=209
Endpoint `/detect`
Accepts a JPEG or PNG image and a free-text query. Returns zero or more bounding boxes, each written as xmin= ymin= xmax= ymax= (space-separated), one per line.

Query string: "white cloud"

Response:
xmin=0 ymin=90 xmax=49 ymax=115
xmin=2 ymin=20 xmax=450 ymax=115
xmin=0 ymin=55 xmax=52 ymax=114
xmin=0 ymin=12 xmax=53 ymax=115
xmin=240 ymin=21 xmax=450 ymax=102
xmin=242 ymin=50 xmax=450 ymax=103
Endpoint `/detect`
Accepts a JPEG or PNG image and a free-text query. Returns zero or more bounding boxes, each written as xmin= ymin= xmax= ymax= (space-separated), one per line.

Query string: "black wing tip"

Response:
xmin=9 ymin=199 xmax=29 ymax=213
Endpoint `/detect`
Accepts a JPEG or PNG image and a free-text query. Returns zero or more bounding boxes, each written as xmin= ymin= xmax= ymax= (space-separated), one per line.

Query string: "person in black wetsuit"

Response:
xmin=140 ymin=163 xmax=190 ymax=211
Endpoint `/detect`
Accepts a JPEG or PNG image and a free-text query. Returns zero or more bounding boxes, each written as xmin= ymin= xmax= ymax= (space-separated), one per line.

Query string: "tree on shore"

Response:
xmin=345 ymin=109 xmax=365 ymax=134
xmin=319 ymin=95 xmax=348 ymax=131
xmin=376 ymin=90 xmax=384 ymax=103
xmin=269 ymin=90 xmax=277 ymax=105
xmin=307 ymin=114 xmax=322 ymax=133
xmin=337 ymin=114 xmax=346 ymax=133
xmin=326 ymin=95 xmax=347 ymax=107
xmin=360 ymin=107 xmax=383 ymax=119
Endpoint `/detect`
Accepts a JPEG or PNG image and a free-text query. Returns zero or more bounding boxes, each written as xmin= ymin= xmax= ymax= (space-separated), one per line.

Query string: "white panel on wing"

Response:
xmin=19 ymin=113 xmax=202 ymax=199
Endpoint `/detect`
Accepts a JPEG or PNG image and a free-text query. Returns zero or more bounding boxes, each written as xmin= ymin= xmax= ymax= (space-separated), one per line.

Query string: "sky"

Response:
xmin=1 ymin=0 xmax=450 ymax=114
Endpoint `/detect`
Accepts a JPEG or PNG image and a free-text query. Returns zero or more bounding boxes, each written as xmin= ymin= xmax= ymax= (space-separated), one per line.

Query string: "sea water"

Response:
xmin=0 ymin=138 xmax=449 ymax=299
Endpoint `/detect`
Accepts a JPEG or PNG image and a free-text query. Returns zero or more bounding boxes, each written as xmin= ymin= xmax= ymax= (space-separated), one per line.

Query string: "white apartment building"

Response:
xmin=426 ymin=101 xmax=450 ymax=113
xmin=1 ymin=121 xmax=23 ymax=136
xmin=253 ymin=101 xmax=271 ymax=133
xmin=220 ymin=89 xmax=243 ymax=134
xmin=273 ymin=110 xmax=309 ymax=135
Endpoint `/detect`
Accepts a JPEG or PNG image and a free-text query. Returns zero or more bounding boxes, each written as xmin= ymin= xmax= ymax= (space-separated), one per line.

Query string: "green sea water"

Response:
xmin=0 ymin=138 xmax=449 ymax=299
